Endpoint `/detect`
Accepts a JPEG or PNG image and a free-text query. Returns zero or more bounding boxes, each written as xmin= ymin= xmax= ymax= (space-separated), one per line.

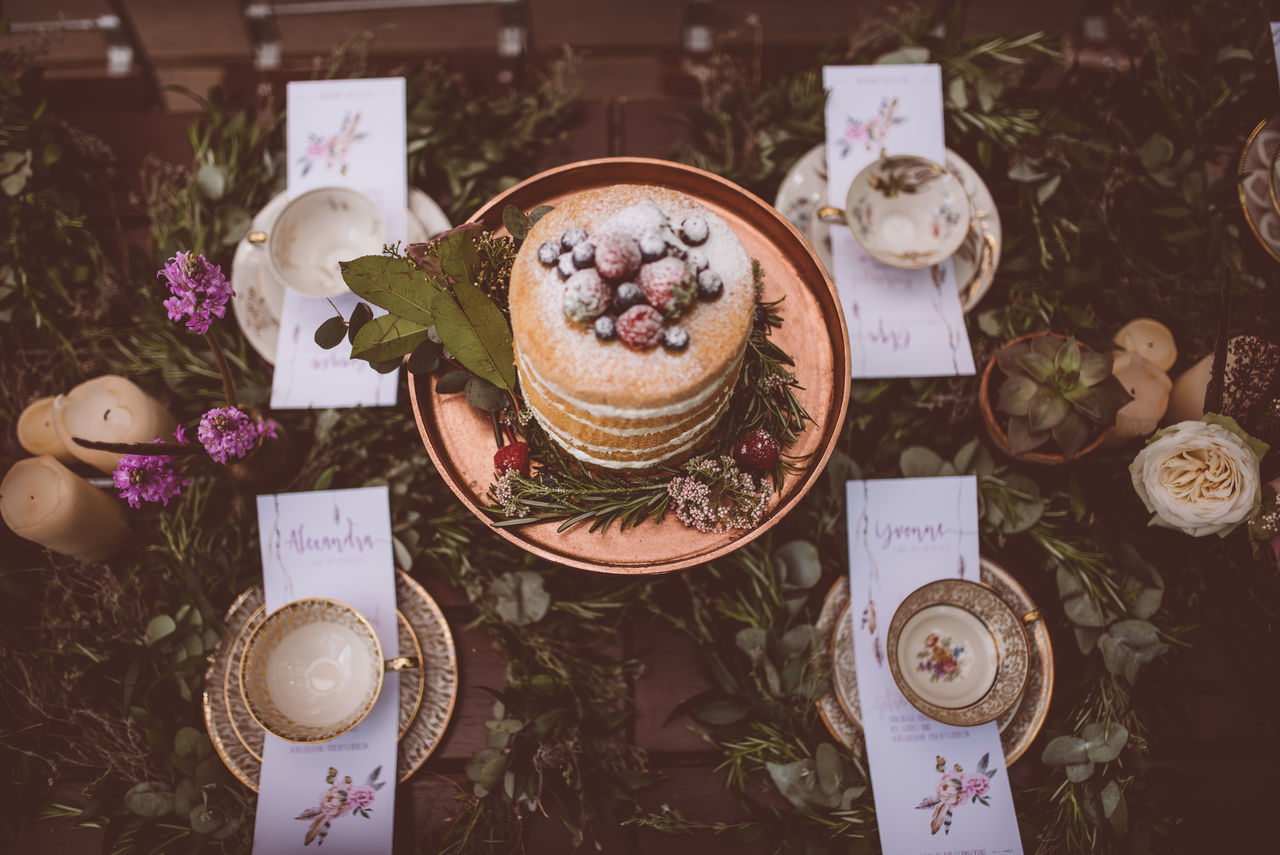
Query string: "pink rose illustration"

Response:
xmin=296 ymin=765 xmax=385 ymax=846
xmin=916 ymin=753 xmax=996 ymax=835
xmin=963 ymin=774 xmax=990 ymax=798
xmin=347 ymin=784 xmax=376 ymax=810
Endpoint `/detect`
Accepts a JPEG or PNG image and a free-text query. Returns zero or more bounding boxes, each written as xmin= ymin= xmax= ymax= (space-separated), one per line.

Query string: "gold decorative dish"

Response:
xmin=408 ymin=157 xmax=851 ymax=574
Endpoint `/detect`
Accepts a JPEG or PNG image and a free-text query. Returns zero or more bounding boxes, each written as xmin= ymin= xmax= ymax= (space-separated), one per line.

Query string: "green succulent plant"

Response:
xmin=993 ymin=335 xmax=1132 ymax=458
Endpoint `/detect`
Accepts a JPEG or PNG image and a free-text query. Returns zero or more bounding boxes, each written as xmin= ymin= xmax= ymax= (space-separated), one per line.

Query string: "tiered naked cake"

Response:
xmin=508 ymin=185 xmax=757 ymax=469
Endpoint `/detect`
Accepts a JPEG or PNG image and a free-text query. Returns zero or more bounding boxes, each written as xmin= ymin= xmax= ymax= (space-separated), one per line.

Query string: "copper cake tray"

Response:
xmin=408 ymin=157 xmax=851 ymax=574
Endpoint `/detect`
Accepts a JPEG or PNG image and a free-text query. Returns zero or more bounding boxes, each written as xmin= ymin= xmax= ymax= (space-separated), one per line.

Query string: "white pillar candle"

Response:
xmin=1104 ymin=352 xmax=1172 ymax=445
xmin=51 ymin=375 xmax=176 ymax=474
xmin=1165 ymin=353 xmax=1213 ymax=425
xmin=0 ymin=455 xmax=129 ymax=562
xmin=16 ymin=396 xmax=76 ymax=463
xmin=1113 ymin=318 xmax=1177 ymax=372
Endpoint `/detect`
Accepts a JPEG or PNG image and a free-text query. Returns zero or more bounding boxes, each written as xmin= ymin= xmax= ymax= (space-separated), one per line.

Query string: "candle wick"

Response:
xmin=104 ymin=409 xmax=111 ymax=420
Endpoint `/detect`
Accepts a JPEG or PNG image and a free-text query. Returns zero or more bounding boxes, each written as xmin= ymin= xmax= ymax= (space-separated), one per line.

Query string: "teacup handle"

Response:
xmin=385 ymin=657 xmax=420 ymax=672
xmin=1021 ymin=609 xmax=1041 ymax=625
xmin=247 ymin=231 xmax=267 ymax=245
xmin=816 ymin=205 xmax=848 ymax=225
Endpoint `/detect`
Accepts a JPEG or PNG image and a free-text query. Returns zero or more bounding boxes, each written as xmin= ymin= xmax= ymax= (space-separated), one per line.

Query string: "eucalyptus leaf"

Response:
xmin=195 ymin=163 xmax=227 ymax=200
xmin=528 ymin=205 xmax=554 ymax=225
xmin=370 ymin=357 xmax=403 ymax=374
xmin=465 ymin=748 xmax=508 ymax=797
xmin=1041 ymin=735 xmax=1088 ymax=766
xmin=774 ymin=540 xmax=821 ymax=589
xmin=503 ymin=204 xmax=531 ymax=240
xmin=488 ymin=571 xmax=550 ymax=626
xmin=875 ymin=46 xmax=929 ymax=65
xmin=691 ymin=699 xmax=749 ymax=726
xmin=124 ymin=782 xmax=174 ymax=817
xmin=146 ymin=615 xmax=176 ymax=644
xmin=735 ymin=627 xmax=768 ymax=660
xmin=899 ymin=446 xmax=944 ymax=477
xmin=1139 ymin=133 xmax=1175 ymax=169
xmin=1081 ymin=722 xmax=1128 ymax=763
xmin=173 ymin=779 xmax=201 ymax=816
xmin=174 ymin=726 xmax=201 ymax=757
xmin=407 ymin=339 xmax=442 ymax=374
xmin=1063 ymin=591 xmax=1105 ymax=627
xmin=780 ymin=624 xmax=819 ymax=655
xmin=815 ymin=743 xmax=842 ymax=795
xmin=190 ymin=805 xmax=224 ymax=834
xmin=465 ymin=375 xmax=509 ymax=412
xmin=314 ymin=315 xmax=346 ymax=349
xmin=351 ymin=313 xmax=430 ymax=362
xmin=436 ymin=369 xmax=470 ymax=394
xmin=347 ymin=301 xmax=374 ymax=344
xmin=1064 ymin=761 xmax=1095 ymax=783
xmin=1074 ymin=627 xmax=1101 ymax=655
xmin=1097 ymin=633 xmax=1132 ymax=677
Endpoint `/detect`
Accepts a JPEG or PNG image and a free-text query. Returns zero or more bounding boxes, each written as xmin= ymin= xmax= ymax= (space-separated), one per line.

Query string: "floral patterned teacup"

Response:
xmin=817 ymin=154 xmax=971 ymax=269
xmin=251 ymin=186 xmax=386 ymax=299
xmin=239 ymin=598 xmax=417 ymax=742
xmin=887 ymin=579 xmax=1034 ymax=727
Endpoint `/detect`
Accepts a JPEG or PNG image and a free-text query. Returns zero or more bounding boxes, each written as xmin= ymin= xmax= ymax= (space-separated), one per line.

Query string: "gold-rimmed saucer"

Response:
xmin=774 ymin=143 xmax=1001 ymax=313
xmin=203 ymin=570 xmax=455 ymax=790
xmin=814 ymin=559 xmax=1053 ymax=765
xmin=887 ymin=579 xmax=1030 ymax=727
xmin=1237 ymin=117 xmax=1280 ymax=262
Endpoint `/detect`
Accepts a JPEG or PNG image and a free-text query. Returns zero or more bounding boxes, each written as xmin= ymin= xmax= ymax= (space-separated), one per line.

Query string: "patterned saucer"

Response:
xmin=887 ymin=579 xmax=1029 ymax=726
xmin=203 ymin=570 xmax=456 ymax=790
xmin=815 ymin=559 xmax=1053 ymax=765
xmin=231 ymin=188 xmax=451 ymax=365
xmin=775 ymin=143 xmax=1000 ymax=312
xmin=1237 ymin=117 xmax=1280 ymax=263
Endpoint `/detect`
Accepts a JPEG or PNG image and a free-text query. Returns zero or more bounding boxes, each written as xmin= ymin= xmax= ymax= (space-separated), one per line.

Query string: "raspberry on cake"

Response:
xmin=508 ymin=185 xmax=756 ymax=470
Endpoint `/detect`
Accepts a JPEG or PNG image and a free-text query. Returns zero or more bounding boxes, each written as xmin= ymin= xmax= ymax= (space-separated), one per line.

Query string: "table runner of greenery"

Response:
xmin=2 ymin=3 xmax=1278 ymax=853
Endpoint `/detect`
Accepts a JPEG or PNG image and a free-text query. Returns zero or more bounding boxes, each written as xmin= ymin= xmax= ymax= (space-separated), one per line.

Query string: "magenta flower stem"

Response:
xmin=205 ymin=331 xmax=239 ymax=408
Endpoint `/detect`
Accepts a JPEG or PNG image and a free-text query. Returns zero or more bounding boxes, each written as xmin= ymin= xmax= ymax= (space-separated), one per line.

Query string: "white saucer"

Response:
xmin=231 ymin=189 xmax=451 ymax=365
xmin=775 ymin=144 xmax=1002 ymax=313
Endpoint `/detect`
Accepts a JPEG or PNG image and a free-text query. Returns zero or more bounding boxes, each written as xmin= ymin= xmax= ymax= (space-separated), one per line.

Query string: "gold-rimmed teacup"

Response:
xmin=886 ymin=579 xmax=1033 ymax=727
xmin=817 ymin=153 xmax=972 ymax=269
xmin=239 ymin=597 xmax=418 ymax=743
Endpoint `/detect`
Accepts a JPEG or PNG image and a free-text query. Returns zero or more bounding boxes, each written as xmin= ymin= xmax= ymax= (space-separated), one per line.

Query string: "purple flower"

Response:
xmin=197 ymin=406 xmax=276 ymax=464
xmin=112 ymin=437 xmax=190 ymax=509
xmin=157 ymin=251 xmax=233 ymax=334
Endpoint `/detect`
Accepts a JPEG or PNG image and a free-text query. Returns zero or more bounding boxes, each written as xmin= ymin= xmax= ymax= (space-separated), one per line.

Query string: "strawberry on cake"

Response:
xmin=508 ymin=185 xmax=757 ymax=470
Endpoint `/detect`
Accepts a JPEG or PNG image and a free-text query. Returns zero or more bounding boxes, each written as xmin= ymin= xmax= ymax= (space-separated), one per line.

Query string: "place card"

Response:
xmin=252 ymin=487 xmax=398 ymax=855
xmin=271 ymin=77 xmax=408 ymax=410
xmin=824 ymin=65 xmax=975 ymax=378
xmin=846 ymin=476 xmax=1022 ymax=854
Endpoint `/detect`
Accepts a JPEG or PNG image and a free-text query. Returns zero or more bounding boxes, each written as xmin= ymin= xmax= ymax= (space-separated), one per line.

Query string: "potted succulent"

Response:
xmin=979 ymin=333 xmax=1131 ymax=463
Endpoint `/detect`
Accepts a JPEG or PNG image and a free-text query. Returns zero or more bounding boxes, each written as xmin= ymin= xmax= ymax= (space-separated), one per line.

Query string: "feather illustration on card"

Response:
xmin=295 ymin=765 xmax=386 ymax=846
xmin=913 ymin=752 xmax=997 ymax=835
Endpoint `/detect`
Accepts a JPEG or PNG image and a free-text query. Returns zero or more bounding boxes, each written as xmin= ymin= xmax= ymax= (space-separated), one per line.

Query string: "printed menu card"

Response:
xmin=252 ymin=487 xmax=398 ymax=855
xmin=271 ymin=77 xmax=407 ymax=410
xmin=846 ymin=477 xmax=1022 ymax=855
xmin=823 ymin=64 xmax=975 ymax=378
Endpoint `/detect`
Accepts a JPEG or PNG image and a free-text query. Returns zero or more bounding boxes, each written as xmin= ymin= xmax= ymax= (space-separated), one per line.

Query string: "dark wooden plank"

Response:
xmin=632 ymin=615 xmax=716 ymax=753
xmin=431 ymin=624 xmax=508 ymax=761
xmin=617 ymin=95 xmax=698 ymax=160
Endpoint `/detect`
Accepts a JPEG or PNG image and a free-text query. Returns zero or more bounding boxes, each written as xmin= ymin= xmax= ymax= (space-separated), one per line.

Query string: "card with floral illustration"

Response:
xmin=823 ymin=65 xmax=975 ymax=378
xmin=272 ymin=78 xmax=407 ymax=410
xmin=845 ymin=477 xmax=1022 ymax=855
xmin=252 ymin=488 xmax=398 ymax=855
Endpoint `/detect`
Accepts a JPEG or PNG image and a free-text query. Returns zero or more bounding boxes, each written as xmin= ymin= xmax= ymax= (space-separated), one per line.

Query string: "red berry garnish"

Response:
xmin=616 ymin=305 xmax=665 ymax=350
xmin=733 ymin=429 xmax=780 ymax=471
xmin=638 ymin=256 xmax=693 ymax=317
xmin=494 ymin=441 xmax=530 ymax=477
xmin=593 ymin=231 xmax=642 ymax=281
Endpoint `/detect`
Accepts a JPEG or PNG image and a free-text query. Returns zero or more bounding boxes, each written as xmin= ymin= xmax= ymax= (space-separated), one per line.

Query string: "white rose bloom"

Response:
xmin=1129 ymin=416 xmax=1268 ymax=537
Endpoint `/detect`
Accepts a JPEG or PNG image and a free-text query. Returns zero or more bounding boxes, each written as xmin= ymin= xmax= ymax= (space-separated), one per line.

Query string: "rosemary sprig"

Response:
xmin=488 ymin=468 xmax=675 ymax=533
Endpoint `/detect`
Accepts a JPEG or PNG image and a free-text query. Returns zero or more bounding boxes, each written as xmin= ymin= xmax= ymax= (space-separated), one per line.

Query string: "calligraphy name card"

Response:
xmin=823 ymin=65 xmax=975 ymax=378
xmin=846 ymin=477 xmax=1021 ymax=855
xmin=251 ymin=487 xmax=399 ymax=855
xmin=271 ymin=77 xmax=408 ymax=410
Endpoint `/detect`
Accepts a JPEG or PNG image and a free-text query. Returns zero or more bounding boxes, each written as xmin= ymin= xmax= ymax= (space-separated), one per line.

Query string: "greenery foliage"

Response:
xmin=3 ymin=2 xmax=1280 ymax=854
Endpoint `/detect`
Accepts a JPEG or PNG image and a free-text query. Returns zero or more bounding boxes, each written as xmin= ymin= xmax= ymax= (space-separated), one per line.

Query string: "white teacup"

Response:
xmin=818 ymin=154 xmax=971 ymax=269
xmin=239 ymin=598 xmax=416 ymax=742
xmin=886 ymin=579 xmax=1033 ymax=727
xmin=251 ymin=186 xmax=386 ymax=298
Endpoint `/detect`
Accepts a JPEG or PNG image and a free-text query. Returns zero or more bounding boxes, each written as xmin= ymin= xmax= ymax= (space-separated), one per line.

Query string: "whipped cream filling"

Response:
xmin=517 ymin=336 xmax=746 ymax=426
xmin=530 ymin=385 xmax=735 ymax=469
xmin=520 ymin=353 xmax=738 ymax=439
